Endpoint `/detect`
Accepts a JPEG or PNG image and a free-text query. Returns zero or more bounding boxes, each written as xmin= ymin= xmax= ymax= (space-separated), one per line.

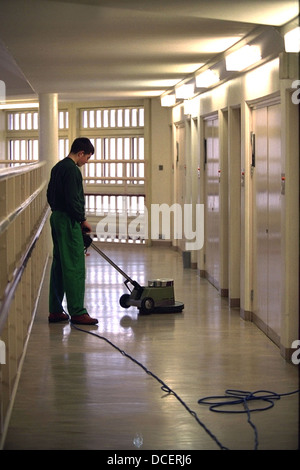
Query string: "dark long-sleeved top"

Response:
xmin=47 ymin=157 xmax=86 ymax=223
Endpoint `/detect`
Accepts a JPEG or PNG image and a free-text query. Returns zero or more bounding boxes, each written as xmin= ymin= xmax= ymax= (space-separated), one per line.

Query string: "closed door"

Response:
xmin=204 ymin=116 xmax=220 ymax=289
xmin=175 ymin=124 xmax=186 ymax=251
xmin=253 ymin=103 xmax=281 ymax=341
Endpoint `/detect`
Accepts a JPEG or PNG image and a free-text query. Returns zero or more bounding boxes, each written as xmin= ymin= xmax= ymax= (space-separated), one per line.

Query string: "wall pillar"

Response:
xmin=38 ymin=93 xmax=58 ymax=253
xmin=38 ymin=93 xmax=58 ymax=173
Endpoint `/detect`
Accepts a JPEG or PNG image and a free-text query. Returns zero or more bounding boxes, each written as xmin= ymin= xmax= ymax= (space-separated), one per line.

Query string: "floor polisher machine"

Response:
xmin=83 ymin=232 xmax=184 ymax=315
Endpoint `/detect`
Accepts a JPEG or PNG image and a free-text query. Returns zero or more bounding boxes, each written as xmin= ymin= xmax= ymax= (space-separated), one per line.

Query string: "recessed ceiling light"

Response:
xmin=284 ymin=27 xmax=300 ymax=53
xmin=225 ymin=45 xmax=261 ymax=71
xmin=196 ymin=69 xmax=220 ymax=88
xmin=175 ymin=84 xmax=195 ymax=99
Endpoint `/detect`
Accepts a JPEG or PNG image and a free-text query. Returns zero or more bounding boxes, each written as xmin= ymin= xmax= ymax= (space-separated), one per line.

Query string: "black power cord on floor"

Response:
xmin=70 ymin=322 xmax=228 ymax=451
xmin=70 ymin=323 xmax=299 ymax=450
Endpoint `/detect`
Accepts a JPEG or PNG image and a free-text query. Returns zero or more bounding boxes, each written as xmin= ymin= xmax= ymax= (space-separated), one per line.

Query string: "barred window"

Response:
xmin=8 ymin=138 xmax=39 ymax=161
xmin=6 ymin=109 xmax=69 ymax=162
xmin=83 ymin=136 xmax=144 ymax=185
xmin=81 ymin=105 xmax=146 ymax=243
xmin=58 ymin=110 xmax=69 ymax=130
xmin=81 ymin=106 xmax=144 ymax=129
xmin=59 ymin=138 xmax=69 ymax=159
xmin=7 ymin=110 xmax=39 ymax=131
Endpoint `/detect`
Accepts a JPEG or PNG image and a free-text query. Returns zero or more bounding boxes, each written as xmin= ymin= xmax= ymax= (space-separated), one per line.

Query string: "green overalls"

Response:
xmin=47 ymin=157 xmax=88 ymax=317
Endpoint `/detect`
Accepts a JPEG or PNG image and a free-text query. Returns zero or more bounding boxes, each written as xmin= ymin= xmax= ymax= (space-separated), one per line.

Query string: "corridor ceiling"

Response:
xmin=0 ymin=0 xmax=298 ymax=102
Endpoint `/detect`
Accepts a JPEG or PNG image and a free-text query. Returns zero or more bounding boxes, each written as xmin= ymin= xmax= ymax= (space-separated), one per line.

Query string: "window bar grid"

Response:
xmin=81 ymin=107 xmax=144 ymax=129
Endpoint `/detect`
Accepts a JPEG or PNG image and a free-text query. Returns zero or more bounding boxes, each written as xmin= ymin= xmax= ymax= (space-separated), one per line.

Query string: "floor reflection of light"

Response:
xmin=62 ymin=323 xmax=71 ymax=342
xmin=83 ymin=247 xmax=148 ymax=335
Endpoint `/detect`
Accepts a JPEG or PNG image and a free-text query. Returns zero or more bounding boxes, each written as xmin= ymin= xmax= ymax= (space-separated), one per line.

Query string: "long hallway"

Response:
xmin=3 ymin=244 xmax=299 ymax=450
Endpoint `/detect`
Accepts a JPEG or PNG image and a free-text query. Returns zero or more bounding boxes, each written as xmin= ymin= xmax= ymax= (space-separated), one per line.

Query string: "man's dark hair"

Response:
xmin=70 ymin=137 xmax=94 ymax=155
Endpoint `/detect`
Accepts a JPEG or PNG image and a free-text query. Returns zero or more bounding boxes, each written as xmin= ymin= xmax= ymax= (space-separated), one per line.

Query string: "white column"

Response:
xmin=38 ymin=93 xmax=58 ymax=254
xmin=38 ymin=93 xmax=58 ymax=173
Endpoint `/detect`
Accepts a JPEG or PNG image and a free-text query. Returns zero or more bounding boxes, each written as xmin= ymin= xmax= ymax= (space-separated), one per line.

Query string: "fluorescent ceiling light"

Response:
xmin=161 ymin=94 xmax=176 ymax=107
xmin=284 ymin=27 xmax=300 ymax=53
xmin=196 ymin=69 xmax=219 ymax=88
xmin=225 ymin=45 xmax=261 ymax=71
xmin=175 ymin=84 xmax=194 ymax=99
xmin=197 ymin=37 xmax=241 ymax=53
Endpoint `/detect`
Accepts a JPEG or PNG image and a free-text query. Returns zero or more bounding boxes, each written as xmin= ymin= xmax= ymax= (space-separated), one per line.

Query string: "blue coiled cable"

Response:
xmin=198 ymin=388 xmax=300 ymax=449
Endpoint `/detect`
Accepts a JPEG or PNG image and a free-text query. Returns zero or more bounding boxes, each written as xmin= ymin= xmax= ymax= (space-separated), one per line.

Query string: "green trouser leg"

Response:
xmin=49 ymin=211 xmax=88 ymax=317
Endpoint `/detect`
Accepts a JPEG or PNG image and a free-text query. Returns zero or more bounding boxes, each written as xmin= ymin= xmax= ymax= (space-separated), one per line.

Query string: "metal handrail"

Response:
xmin=0 ymin=205 xmax=50 ymax=334
xmin=0 ymin=181 xmax=47 ymax=236
xmin=0 ymin=161 xmax=45 ymax=180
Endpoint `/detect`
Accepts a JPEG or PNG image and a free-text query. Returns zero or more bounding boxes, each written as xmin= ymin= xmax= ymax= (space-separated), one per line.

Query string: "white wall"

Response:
xmin=168 ymin=56 xmax=299 ymax=360
xmin=149 ymin=98 xmax=172 ymax=207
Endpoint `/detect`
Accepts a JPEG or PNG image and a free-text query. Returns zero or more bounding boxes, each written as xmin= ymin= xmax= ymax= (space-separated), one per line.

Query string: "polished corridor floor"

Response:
xmin=4 ymin=244 xmax=299 ymax=450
